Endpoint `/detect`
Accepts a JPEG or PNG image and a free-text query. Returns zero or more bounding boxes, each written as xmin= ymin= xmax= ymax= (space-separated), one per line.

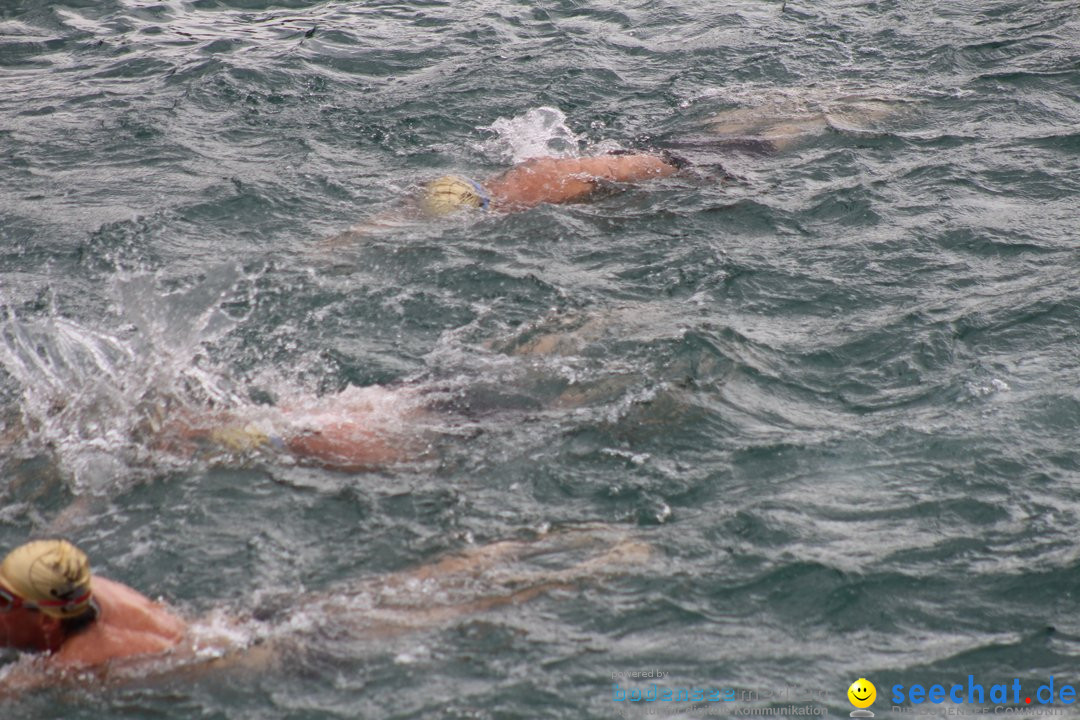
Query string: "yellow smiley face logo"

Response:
xmin=848 ymin=678 xmax=876 ymax=708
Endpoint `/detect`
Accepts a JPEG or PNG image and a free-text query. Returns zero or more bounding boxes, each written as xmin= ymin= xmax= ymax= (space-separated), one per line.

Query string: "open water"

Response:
xmin=2 ymin=0 xmax=1080 ymax=718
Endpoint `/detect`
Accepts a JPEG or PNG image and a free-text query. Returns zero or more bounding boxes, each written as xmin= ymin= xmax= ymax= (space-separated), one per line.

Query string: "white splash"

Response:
xmin=967 ymin=377 xmax=1010 ymax=399
xmin=0 ymin=264 xmax=254 ymax=494
xmin=478 ymin=106 xmax=584 ymax=164
xmin=187 ymin=607 xmax=268 ymax=660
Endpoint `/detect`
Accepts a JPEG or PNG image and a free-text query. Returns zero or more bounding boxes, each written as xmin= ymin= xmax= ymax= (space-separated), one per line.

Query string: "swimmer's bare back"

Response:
xmin=485 ymin=153 xmax=679 ymax=209
xmin=51 ymin=578 xmax=186 ymax=667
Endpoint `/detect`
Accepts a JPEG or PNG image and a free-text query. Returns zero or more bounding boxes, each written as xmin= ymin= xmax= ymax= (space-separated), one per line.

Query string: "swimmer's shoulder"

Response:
xmin=49 ymin=578 xmax=186 ymax=669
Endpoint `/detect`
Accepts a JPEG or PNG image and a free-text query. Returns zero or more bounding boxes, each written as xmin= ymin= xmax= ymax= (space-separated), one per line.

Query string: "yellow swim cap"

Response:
xmin=0 ymin=540 xmax=94 ymax=619
xmin=209 ymin=423 xmax=270 ymax=452
xmin=420 ymin=175 xmax=491 ymax=216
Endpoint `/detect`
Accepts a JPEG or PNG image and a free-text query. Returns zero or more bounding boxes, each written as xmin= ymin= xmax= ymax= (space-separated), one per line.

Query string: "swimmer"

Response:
xmin=328 ymin=150 xmax=691 ymax=240
xmin=425 ymin=152 xmax=686 ymax=214
xmin=152 ymin=384 xmax=426 ymax=472
xmin=330 ymin=93 xmax=911 ymax=239
xmin=0 ymin=540 xmax=186 ymax=673
xmin=0 ymin=529 xmax=648 ymax=696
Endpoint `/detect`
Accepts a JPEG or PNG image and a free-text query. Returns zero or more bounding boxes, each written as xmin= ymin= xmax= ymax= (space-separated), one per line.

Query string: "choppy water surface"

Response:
xmin=2 ymin=0 xmax=1080 ymax=717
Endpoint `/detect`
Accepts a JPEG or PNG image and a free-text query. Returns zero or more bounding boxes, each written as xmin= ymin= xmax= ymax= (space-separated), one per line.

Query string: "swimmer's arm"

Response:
xmin=364 ymin=582 xmax=575 ymax=635
xmin=194 ymin=638 xmax=279 ymax=676
xmin=0 ymin=648 xmax=114 ymax=698
xmin=341 ymin=532 xmax=650 ymax=635
xmin=0 ymin=661 xmax=62 ymax=699
xmin=0 ymin=637 xmax=280 ymax=699
xmin=321 ymin=213 xmax=408 ymax=246
xmin=392 ymin=527 xmax=649 ymax=583
xmin=319 ymin=202 xmax=430 ymax=247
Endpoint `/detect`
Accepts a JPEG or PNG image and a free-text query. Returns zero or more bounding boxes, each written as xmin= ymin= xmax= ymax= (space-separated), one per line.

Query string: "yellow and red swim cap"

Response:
xmin=0 ymin=540 xmax=94 ymax=619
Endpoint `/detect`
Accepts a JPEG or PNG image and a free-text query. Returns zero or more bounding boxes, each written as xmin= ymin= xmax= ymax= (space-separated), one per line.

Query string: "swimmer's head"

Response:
xmin=420 ymin=175 xmax=491 ymax=216
xmin=0 ymin=540 xmax=94 ymax=619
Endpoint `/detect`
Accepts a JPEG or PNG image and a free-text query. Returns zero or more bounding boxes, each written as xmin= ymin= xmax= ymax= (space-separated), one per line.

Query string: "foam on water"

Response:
xmin=187 ymin=607 xmax=270 ymax=661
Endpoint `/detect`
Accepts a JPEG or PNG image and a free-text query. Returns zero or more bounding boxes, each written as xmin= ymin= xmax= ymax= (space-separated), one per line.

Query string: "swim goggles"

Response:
xmin=461 ymin=176 xmax=491 ymax=210
xmin=0 ymin=583 xmax=93 ymax=614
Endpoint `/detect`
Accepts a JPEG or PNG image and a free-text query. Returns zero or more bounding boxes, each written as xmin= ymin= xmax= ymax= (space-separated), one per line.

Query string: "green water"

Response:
xmin=2 ymin=0 xmax=1080 ymax=718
